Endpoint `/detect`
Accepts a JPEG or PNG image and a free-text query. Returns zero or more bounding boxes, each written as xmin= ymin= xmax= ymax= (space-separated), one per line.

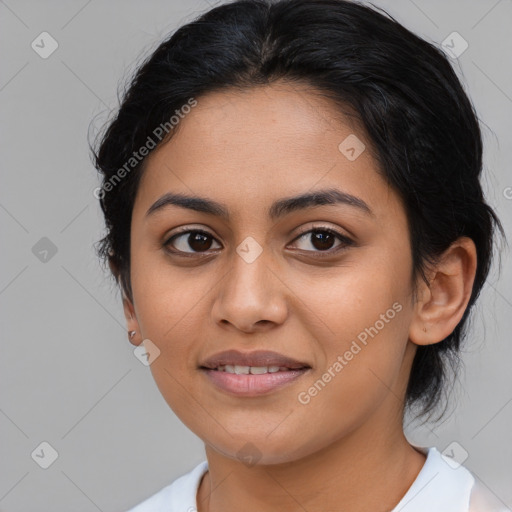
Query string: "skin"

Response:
xmin=118 ymin=81 xmax=477 ymax=512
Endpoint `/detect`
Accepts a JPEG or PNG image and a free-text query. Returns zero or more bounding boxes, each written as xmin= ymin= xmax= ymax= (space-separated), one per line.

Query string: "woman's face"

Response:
xmin=127 ymin=82 xmax=418 ymax=464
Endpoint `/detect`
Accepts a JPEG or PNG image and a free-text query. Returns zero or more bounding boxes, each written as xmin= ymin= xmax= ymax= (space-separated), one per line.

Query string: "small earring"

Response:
xmin=129 ymin=330 xmax=136 ymax=339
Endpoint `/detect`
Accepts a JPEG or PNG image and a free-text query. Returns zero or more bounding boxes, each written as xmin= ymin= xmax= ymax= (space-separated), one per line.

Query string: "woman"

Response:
xmin=91 ymin=0 xmax=506 ymax=510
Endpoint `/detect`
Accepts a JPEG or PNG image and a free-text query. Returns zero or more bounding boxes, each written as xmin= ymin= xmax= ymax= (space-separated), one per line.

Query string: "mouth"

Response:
xmin=198 ymin=350 xmax=312 ymax=397
xmin=203 ymin=364 xmax=309 ymax=374
xmin=199 ymin=366 xmax=311 ymax=396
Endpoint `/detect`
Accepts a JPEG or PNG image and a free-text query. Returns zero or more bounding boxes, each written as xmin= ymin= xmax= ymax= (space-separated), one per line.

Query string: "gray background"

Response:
xmin=1 ymin=0 xmax=511 ymax=510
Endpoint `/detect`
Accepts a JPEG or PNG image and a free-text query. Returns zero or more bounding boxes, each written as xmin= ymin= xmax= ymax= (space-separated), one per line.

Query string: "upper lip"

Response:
xmin=199 ymin=350 xmax=311 ymax=370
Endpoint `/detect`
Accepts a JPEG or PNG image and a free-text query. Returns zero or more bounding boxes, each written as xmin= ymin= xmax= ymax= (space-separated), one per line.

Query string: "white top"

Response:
xmin=125 ymin=446 xmax=509 ymax=512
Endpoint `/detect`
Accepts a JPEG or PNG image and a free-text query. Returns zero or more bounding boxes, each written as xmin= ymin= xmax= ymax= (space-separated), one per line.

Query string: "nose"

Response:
xmin=210 ymin=246 xmax=288 ymax=334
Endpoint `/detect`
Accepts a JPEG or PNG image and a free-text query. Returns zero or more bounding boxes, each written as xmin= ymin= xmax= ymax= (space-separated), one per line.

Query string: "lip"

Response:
xmin=200 ymin=367 xmax=311 ymax=396
xmin=199 ymin=349 xmax=311 ymax=397
xmin=199 ymin=349 xmax=310 ymax=370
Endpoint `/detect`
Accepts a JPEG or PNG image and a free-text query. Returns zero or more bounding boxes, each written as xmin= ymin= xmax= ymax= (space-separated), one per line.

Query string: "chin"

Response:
xmin=205 ymin=432 xmax=318 ymax=467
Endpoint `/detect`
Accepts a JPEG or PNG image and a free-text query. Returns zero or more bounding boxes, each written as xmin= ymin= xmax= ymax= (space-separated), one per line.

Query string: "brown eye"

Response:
xmin=165 ymin=230 xmax=221 ymax=254
xmin=290 ymin=227 xmax=353 ymax=254
xmin=310 ymin=230 xmax=336 ymax=251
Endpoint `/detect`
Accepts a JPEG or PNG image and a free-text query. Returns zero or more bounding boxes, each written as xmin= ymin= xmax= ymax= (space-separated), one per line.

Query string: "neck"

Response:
xmin=196 ymin=408 xmax=426 ymax=512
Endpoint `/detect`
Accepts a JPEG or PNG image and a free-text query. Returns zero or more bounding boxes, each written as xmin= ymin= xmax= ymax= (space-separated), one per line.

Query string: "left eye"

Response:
xmin=290 ymin=228 xmax=352 ymax=253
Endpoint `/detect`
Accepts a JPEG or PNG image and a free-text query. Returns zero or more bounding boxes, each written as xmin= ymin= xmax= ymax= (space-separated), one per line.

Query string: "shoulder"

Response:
xmin=468 ymin=479 xmax=511 ymax=512
xmin=392 ymin=446 xmax=510 ymax=512
xmin=392 ymin=446 xmax=493 ymax=512
xmin=125 ymin=460 xmax=208 ymax=512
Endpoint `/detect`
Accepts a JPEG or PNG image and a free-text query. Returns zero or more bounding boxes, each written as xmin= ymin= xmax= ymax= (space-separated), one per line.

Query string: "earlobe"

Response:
xmin=122 ymin=292 xmax=141 ymax=346
xmin=409 ymin=237 xmax=477 ymax=346
xmin=109 ymin=253 xmax=141 ymax=346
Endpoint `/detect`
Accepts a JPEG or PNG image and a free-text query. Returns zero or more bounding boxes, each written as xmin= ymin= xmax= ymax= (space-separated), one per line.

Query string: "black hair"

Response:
xmin=90 ymin=0 xmax=504 ymax=419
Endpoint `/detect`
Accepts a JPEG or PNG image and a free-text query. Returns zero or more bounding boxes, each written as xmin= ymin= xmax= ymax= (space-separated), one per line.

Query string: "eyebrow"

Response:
xmin=145 ymin=188 xmax=373 ymax=221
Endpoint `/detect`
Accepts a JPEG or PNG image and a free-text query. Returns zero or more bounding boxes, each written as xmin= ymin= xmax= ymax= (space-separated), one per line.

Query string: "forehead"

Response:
xmin=133 ymin=82 xmax=400 ymax=223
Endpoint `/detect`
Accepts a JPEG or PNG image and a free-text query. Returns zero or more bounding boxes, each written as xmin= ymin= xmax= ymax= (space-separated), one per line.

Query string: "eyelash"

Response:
xmin=163 ymin=225 xmax=354 ymax=258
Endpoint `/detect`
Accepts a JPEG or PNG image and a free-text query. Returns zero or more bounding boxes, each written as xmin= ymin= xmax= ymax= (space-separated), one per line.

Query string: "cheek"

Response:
xmin=295 ymin=239 xmax=412 ymax=345
xmin=299 ymin=291 xmax=410 ymax=400
xmin=291 ymin=246 xmax=413 ymax=416
xmin=131 ymin=247 xmax=209 ymax=334
xmin=130 ymin=261 xmax=211 ymax=429
xmin=290 ymin=298 xmax=411 ymax=461
xmin=129 ymin=255 xmax=213 ymax=408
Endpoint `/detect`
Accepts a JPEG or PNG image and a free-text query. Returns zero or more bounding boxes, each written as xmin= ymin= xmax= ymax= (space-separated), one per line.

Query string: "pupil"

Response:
xmin=312 ymin=231 xmax=334 ymax=251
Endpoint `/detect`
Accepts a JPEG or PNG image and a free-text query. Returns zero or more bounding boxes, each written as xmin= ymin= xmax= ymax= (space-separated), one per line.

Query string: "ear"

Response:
xmin=122 ymin=291 xmax=142 ymax=347
xmin=409 ymin=237 xmax=477 ymax=346
xmin=109 ymin=254 xmax=141 ymax=347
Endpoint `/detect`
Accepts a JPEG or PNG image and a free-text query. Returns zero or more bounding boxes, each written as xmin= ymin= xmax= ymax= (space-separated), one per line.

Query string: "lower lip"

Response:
xmin=201 ymin=368 xmax=310 ymax=396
